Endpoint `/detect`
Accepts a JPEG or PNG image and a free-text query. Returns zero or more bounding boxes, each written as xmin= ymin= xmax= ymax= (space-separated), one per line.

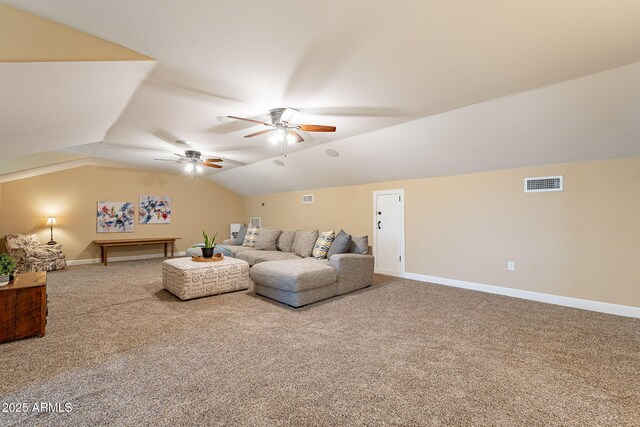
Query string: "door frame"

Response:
xmin=372 ymin=189 xmax=405 ymax=276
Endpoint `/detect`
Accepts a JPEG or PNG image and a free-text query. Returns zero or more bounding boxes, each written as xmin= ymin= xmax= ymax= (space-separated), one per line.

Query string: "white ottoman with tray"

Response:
xmin=163 ymin=256 xmax=252 ymax=300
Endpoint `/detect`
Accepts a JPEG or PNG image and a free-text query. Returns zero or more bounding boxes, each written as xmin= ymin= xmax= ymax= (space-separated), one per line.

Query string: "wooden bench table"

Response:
xmin=93 ymin=237 xmax=181 ymax=266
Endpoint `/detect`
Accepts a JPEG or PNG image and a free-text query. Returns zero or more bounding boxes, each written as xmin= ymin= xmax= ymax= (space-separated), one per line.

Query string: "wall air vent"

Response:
xmin=524 ymin=175 xmax=563 ymax=193
xmin=302 ymin=194 xmax=315 ymax=204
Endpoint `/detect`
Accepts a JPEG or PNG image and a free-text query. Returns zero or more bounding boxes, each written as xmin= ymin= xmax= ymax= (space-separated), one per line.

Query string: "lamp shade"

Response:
xmin=46 ymin=217 xmax=57 ymax=226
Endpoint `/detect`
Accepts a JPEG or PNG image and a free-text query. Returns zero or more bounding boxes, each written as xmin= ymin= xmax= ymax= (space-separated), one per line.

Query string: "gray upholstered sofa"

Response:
xmin=220 ymin=228 xmax=374 ymax=307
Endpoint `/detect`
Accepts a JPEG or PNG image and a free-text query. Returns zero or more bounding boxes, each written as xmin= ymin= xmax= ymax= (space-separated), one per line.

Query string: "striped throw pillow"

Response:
xmin=312 ymin=231 xmax=335 ymax=259
xmin=242 ymin=225 xmax=260 ymax=247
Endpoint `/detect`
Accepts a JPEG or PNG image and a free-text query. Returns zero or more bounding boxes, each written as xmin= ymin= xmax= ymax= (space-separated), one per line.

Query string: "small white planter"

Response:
xmin=0 ymin=275 xmax=10 ymax=287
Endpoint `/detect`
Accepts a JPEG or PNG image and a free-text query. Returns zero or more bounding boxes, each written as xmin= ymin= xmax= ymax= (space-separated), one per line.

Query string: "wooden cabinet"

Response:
xmin=0 ymin=272 xmax=47 ymax=343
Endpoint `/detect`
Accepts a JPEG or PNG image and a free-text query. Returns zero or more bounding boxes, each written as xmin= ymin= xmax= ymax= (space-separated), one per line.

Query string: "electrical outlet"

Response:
xmin=507 ymin=261 xmax=515 ymax=271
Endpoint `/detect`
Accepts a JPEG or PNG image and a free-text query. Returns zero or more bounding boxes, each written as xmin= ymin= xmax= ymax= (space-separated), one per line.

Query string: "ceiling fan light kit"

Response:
xmin=227 ymin=107 xmax=337 ymax=157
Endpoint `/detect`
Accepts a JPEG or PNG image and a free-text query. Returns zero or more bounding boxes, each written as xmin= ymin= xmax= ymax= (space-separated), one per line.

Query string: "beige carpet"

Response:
xmin=0 ymin=259 xmax=638 ymax=426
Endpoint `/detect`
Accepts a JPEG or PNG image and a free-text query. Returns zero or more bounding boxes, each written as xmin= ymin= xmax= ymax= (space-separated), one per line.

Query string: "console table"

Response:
xmin=0 ymin=271 xmax=47 ymax=344
xmin=93 ymin=237 xmax=181 ymax=266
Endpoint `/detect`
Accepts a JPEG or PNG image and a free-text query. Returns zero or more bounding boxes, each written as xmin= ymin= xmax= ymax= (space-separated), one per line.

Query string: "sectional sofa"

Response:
xmin=220 ymin=228 xmax=374 ymax=307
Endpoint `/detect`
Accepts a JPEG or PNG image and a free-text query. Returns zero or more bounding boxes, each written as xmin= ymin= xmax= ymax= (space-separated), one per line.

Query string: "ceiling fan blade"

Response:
xmin=203 ymin=163 xmax=223 ymax=169
xmin=297 ymin=124 xmax=336 ymax=132
xmin=154 ymin=158 xmax=183 ymax=163
xmin=244 ymin=129 xmax=274 ymax=138
xmin=288 ymin=130 xmax=304 ymax=143
xmin=227 ymin=116 xmax=272 ymax=126
xmin=204 ymin=158 xmax=223 ymax=163
xmin=173 ymin=153 xmax=186 ymax=158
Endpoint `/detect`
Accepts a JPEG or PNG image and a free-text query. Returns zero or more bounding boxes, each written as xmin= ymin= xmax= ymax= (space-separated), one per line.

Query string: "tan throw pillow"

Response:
xmin=277 ymin=230 xmax=296 ymax=252
xmin=294 ymin=230 xmax=319 ymax=258
xmin=242 ymin=225 xmax=260 ymax=247
xmin=312 ymin=231 xmax=335 ymax=259
xmin=254 ymin=228 xmax=281 ymax=251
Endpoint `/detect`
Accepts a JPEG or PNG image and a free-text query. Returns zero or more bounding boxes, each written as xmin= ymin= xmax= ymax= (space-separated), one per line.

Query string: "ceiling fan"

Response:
xmin=227 ymin=107 xmax=336 ymax=156
xmin=154 ymin=146 xmax=224 ymax=178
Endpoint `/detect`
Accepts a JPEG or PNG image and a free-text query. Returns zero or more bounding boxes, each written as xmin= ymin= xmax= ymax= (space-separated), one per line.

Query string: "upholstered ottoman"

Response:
xmin=163 ymin=257 xmax=251 ymax=301
xmin=250 ymin=258 xmax=338 ymax=307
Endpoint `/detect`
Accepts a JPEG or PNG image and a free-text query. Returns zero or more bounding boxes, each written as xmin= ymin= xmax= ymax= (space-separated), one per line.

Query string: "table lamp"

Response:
xmin=46 ymin=217 xmax=57 ymax=245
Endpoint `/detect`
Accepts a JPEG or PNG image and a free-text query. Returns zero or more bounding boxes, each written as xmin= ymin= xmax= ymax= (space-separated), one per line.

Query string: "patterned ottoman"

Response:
xmin=162 ymin=257 xmax=252 ymax=301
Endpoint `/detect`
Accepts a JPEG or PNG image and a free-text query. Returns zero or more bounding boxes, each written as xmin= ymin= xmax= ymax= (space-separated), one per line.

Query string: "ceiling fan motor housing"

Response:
xmin=269 ymin=107 xmax=299 ymax=125
xmin=185 ymin=150 xmax=201 ymax=160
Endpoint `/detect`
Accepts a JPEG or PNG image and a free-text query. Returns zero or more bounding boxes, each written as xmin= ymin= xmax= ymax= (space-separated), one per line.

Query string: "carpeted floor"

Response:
xmin=0 ymin=259 xmax=638 ymax=426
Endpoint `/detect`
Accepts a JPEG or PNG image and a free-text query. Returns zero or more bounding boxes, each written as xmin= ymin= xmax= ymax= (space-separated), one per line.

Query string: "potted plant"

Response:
xmin=201 ymin=231 xmax=217 ymax=258
xmin=0 ymin=253 xmax=17 ymax=287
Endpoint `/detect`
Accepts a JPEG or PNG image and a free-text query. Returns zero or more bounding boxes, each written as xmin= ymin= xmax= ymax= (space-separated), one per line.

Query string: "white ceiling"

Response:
xmin=216 ymin=62 xmax=640 ymax=195
xmin=2 ymin=1 xmax=640 ymax=193
xmin=0 ymin=61 xmax=154 ymax=158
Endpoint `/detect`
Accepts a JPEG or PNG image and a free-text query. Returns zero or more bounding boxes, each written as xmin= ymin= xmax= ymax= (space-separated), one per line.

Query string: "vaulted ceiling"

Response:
xmin=2 ymin=1 xmax=640 ymax=194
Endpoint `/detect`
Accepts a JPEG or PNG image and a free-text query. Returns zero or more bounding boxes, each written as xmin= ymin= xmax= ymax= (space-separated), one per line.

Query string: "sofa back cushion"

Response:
xmin=277 ymin=230 xmax=296 ymax=252
xmin=232 ymin=225 xmax=248 ymax=245
xmin=5 ymin=233 xmax=40 ymax=250
xmin=254 ymin=228 xmax=282 ymax=251
xmin=327 ymin=229 xmax=352 ymax=259
xmin=242 ymin=225 xmax=260 ymax=247
xmin=293 ymin=230 xmax=319 ymax=258
xmin=349 ymin=235 xmax=369 ymax=255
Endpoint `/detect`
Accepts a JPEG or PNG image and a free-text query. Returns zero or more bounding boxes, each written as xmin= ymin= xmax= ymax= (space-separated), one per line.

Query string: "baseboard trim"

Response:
xmin=66 ymin=252 xmax=187 ymax=266
xmin=400 ymin=272 xmax=640 ymax=319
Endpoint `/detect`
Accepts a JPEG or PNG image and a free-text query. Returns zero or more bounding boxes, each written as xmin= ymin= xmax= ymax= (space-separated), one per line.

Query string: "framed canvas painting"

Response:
xmin=97 ymin=202 xmax=135 ymax=233
xmin=139 ymin=195 xmax=171 ymax=224
xmin=249 ymin=217 xmax=262 ymax=228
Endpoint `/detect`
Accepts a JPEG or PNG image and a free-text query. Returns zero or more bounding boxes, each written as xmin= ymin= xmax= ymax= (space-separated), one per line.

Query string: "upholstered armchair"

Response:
xmin=5 ymin=234 xmax=66 ymax=274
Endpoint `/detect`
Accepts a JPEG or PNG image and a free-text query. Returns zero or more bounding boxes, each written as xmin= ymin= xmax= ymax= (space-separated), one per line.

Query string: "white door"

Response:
xmin=373 ymin=190 xmax=405 ymax=275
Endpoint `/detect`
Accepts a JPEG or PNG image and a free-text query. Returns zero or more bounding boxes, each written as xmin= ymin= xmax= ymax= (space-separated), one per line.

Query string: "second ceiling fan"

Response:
xmin=227 ymin=107 xmax=336 ymax=156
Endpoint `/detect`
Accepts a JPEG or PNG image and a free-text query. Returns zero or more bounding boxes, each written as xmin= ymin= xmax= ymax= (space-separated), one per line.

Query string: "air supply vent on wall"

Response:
xmin=524 ymin=175 xmax=563 ymax=192
xmin=302 ymin=194 xmax=315 ymax=204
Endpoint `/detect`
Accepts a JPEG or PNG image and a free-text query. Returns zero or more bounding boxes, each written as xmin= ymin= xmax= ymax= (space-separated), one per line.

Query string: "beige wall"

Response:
xmin=0 ymin=166 xmax=243 ymax=260
xmin=1 ymin=158 xmax=637 ymax=308
xmin=245 ymin=157 xmax=640 ymax=308
xmin=0 ymin=4 xmax=152 ymax=62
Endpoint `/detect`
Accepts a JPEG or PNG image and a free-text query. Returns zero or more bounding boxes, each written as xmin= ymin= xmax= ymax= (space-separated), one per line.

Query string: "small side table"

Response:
xmin=0 ymin=271 xmax=47 ymax=343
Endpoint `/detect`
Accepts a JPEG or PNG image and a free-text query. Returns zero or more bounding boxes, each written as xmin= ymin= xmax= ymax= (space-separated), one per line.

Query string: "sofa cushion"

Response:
xmin=221 ymin=245 xmax=253 ymax=256
xmin=237 ymin=250 xmax=300 ymax=266
xmin=242 ymin=225 xmax=260 ymax=247
xmin=254 ymin=228 xmax=281 ymax=251
xmin=294 ymin=230 xmax=318 ymax=258
xmin=327 ymin=229 xmax=352 ymax=259
xmin=276 ymin=230 xmax=296 ymax=252
xmin=232 ymin=225 xmax=248 ymax=245
xmin=291 ymin=230 xmax=302 ymax=254
xmin=312 ymin=230 xmax=335 ymax=259
xmin=349 ymin=235 xmax=369 ymax=255
xmin=250 ymin=258 xmax=337 ymax=292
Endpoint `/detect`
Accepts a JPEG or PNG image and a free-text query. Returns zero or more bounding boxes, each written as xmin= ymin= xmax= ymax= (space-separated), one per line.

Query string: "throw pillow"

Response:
xmin=312 ymin=231 xmax=335 ymax=259
xmin=327 ymin=229 xmax=352 ymax=259
xmin=232 ymin=225 xmax=247 ymax=245
xmin=254 ymin=228 xmax=282 ymax=251
xmin=294 ymin=230 xmax=319 ymax=258
xmin=277 ymin=230 xmax=296 ymax=252
xmin=242 ymin=225 xmax=260 ymax=247
xmin=349 ymin=235 xmax=369 ymax=254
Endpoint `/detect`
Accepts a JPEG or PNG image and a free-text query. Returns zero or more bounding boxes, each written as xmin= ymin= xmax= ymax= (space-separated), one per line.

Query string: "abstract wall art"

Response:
xmin=139 ymin=195 xmax=171 ymax=224
xmin=97 ymin=202 xmax=135 ymax=233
